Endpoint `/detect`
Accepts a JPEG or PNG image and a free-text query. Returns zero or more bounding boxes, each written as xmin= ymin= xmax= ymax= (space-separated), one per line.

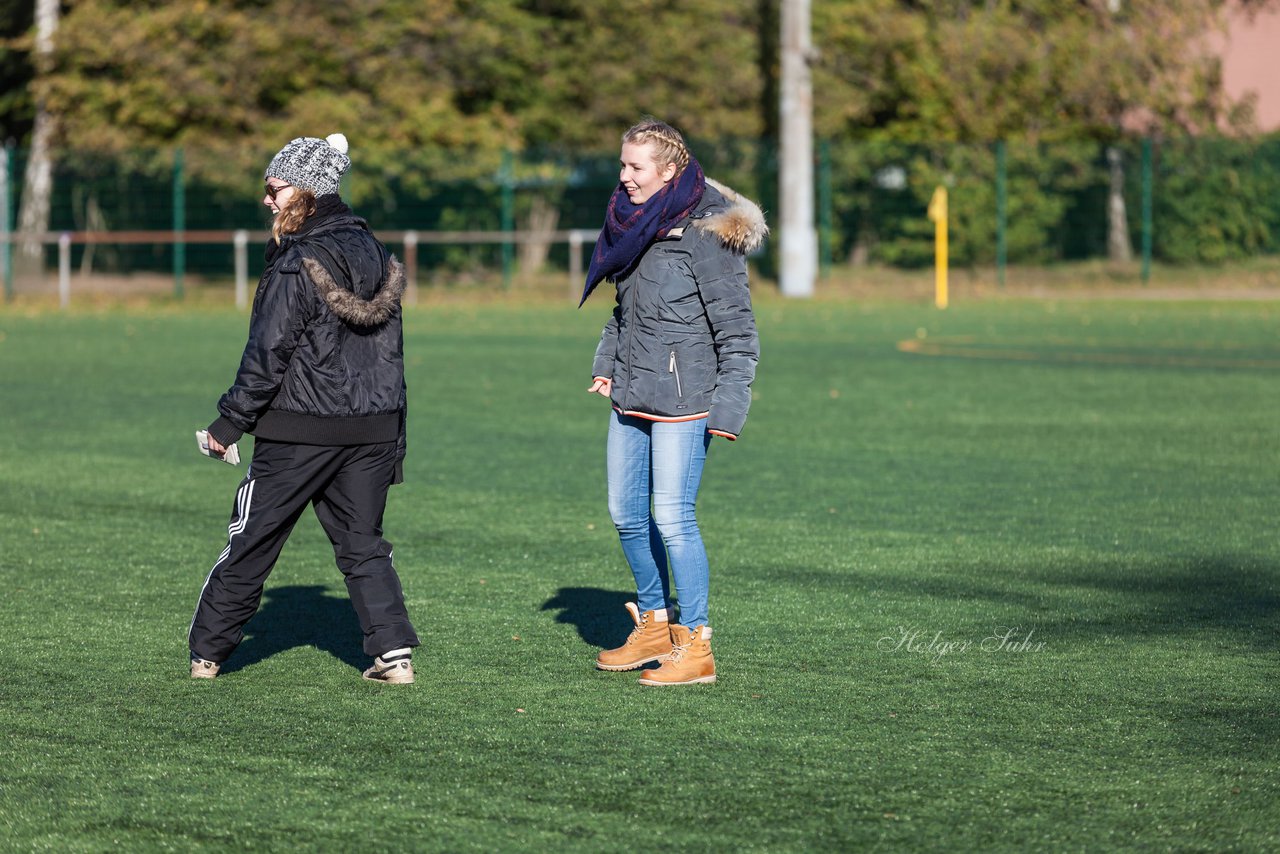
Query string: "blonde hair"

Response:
xmin=622 ymin=118 xmax=690 ymax=176
xmin=271 ymin=189 xmax=318 ymax=244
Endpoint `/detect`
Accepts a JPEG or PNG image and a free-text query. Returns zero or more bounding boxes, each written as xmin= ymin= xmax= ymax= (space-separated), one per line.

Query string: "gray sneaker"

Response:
xmin=190 ymin=657 xmax=220 ymax=679
xmin=362 ymin=653 xmax=414 ymax=684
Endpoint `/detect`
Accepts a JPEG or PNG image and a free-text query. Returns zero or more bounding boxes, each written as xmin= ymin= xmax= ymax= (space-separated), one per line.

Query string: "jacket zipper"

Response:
xmin=669 ymin=351 xmax=683 ymax=398
xmin=621 ymin=281 xmax=639 ymax=411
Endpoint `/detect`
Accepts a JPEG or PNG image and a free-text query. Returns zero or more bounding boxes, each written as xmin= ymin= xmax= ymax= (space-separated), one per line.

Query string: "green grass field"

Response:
xmin=1 ymin=294 xmax=1277 ymax=851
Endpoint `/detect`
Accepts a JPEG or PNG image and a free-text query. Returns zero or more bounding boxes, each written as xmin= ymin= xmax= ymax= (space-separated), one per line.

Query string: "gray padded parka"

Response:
xmin=590 ymin=180 xmax=767 ymax=438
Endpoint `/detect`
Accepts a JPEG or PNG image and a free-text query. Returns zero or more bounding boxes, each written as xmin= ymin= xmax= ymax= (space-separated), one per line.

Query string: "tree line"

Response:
xmin=7 ymin=1 xmax=1275 ymax=158
xmin=2 ymin=0 xmax=1277 ymax=269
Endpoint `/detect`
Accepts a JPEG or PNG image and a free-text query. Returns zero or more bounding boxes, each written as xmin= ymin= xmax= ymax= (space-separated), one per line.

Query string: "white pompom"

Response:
xmin=325 ymin=133 xmax=349 ymax=155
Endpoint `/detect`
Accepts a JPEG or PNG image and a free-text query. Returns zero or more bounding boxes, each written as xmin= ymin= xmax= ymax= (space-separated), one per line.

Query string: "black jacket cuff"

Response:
xmin=207 ymin=416 xmax=244 ymax=447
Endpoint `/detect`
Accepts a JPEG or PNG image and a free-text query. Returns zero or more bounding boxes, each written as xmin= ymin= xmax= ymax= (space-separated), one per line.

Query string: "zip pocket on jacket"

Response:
xmin=669 ymin=350 xmax=683 ymax=398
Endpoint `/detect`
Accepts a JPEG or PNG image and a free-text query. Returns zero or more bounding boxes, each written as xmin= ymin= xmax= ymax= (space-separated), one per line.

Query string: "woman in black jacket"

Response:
xmin=189 ymin=133 xmax=418 ymax=684
xmin=582 ymin=119 xmax=766 ymax=686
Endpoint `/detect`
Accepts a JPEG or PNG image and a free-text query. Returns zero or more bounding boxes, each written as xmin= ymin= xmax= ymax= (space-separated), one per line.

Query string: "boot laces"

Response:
xmin=666 ymin=638 xmax=692 ymax=663
xmin=625 ymin=614 xmax=650 ymax=645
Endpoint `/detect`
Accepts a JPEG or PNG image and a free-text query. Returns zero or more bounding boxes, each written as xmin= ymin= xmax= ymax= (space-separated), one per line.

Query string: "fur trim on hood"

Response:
xmin=303 ymin=256 xmax=406 ymax=327
xmin=694 ymin=178 xmax=769 ymax=255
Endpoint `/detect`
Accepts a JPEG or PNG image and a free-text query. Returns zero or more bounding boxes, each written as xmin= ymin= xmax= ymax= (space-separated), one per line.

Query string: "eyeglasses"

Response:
xmin=264 ymin=182 xmax=291 ymax=200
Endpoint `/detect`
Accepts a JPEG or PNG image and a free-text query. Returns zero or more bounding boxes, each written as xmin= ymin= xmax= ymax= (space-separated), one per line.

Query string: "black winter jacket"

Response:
xmin=208 ymin=201 xmax=407 ymax=465
xmin=591 ymin=181 xmax=766 ymax=438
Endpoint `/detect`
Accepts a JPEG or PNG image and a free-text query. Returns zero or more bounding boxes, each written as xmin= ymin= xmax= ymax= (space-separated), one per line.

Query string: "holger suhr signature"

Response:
xmin=877 ymin=626 xmax=1046 ymax=664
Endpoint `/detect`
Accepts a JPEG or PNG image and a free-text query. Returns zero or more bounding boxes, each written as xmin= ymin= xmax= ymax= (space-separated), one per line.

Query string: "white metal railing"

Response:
xmin=1 ymin=228 xmax=601 ymax=308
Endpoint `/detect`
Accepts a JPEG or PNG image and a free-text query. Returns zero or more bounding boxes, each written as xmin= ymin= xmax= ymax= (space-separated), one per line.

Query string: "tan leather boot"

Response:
xmin=596 ymin=603 xmax=672 ymax=671
xmin=638 ymin=624 xmax=715 ymax=686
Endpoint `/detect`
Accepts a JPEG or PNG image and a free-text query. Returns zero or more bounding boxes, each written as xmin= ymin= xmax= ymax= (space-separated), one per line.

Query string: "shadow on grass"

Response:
xmin=803 ymin=553 xmax=1279 ymax=648
xmin=541 ymin=586 xmax=635 ymax=649
xmin=1030 ymin=555 xmax=1280 ymax=638
xmin=950 ymin=555 xmax=1278 ymax=650
xmin=1021 ymin=556 xmax=1280 ymax=754
xmin=221 ymin=584 xmax=365 ymax=675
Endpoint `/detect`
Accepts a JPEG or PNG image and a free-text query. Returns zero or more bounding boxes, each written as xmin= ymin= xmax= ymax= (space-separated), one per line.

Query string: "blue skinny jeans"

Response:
xmin=606 ymin=409 xmax=712 ymax=628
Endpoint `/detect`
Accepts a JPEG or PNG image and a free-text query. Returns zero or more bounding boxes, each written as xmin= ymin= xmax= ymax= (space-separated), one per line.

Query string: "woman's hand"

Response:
xmin=587 ymin=377 xmax=612 ymax=398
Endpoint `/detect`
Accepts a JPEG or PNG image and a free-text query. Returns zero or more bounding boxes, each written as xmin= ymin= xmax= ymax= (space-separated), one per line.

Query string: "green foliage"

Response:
xmin=812 ymin=0 xmax=1266 ymax=143
xmin=9 ymin=0 xmax=1280 ymax=273
xmin=1150 ymin=136 xmax=1280 ymax=263
xmin=35 ymin=0 xmax=767 ymax=195
xmin=0 ymin=0 xmax=34 ymax=142
xmin=40 ymin=0 xmax=524 ymax=190
xmin=440 ymin=0 xmax=767 ymax=148
xmin=9 ymin=0 xmax=1277 ymax=170
xmin=826 ymin=139 xmax=1105 ymax=267
xmin=818 ymin=131 xmax=1280 ymax=268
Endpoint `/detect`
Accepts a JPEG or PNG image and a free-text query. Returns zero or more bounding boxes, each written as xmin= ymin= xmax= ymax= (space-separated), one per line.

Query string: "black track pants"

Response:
xmin=188 ymin=440 xmax=419 ymax=663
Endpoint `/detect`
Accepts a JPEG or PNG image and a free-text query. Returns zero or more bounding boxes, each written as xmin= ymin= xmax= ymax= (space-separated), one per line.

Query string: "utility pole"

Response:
xmin=778 ymin=0 xmax=816 ymax=298
xmin=17 ymin=0 xmax=60 ymax=274
xmin=1104 ymin=0 xmax=1133 ymax=264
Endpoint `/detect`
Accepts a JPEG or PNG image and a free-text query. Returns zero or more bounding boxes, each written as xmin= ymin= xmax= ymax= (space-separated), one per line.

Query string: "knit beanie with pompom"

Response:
xmin=265 ymin=133 xmax=351 ymax=196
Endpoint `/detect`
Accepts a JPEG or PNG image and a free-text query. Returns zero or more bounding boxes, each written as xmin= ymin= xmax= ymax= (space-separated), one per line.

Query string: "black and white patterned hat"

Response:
xmin=264 ymin=133 xmax=351 ymax=196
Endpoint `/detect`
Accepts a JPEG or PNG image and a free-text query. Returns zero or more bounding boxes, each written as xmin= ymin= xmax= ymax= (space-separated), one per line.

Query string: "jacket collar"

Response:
xmin=687 ymin=179 xmax=769 ymax=255
xmin=295 ymin=195 xmax=356 ymax=237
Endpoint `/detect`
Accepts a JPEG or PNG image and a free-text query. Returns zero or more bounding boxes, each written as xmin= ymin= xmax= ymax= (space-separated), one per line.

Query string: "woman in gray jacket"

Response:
xmin=581 ymin=118 xmax=766 ymax=686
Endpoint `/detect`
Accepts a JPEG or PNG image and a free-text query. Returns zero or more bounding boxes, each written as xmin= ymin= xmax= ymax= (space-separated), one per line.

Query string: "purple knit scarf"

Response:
xmin=579 ymin=157 xmax=705 ymax=306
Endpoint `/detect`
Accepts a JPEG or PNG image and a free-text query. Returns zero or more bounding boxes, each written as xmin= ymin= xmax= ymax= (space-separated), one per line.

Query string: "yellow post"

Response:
xmin=927 ymin=185 xmax=948 ymax=309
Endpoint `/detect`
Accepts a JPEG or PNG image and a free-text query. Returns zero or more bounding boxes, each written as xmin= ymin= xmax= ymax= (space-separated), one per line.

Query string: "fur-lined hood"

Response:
xmin=303 ymin=256 xmax=406 ymax=327
xmin=691 ymin=179 xmax=769 ymax=255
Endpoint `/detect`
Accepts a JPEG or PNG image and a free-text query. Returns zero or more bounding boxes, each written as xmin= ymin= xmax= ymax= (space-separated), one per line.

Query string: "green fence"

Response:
xmin=3 ymin=135 xmax=1279 ymax=296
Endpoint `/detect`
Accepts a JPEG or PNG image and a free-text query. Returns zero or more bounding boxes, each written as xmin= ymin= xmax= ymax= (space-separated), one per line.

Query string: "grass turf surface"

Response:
xmin=0 ymin=295 xmax=1277 ymax=851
